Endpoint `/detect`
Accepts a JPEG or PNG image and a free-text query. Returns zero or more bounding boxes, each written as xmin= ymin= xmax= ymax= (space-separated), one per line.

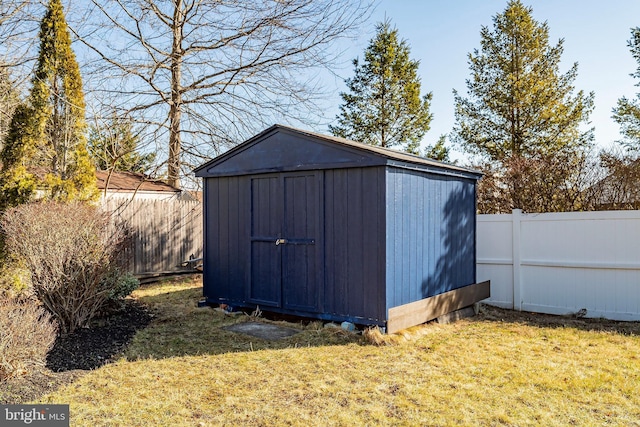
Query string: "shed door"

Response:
xmin=250 ymin=173 xmax=320 ymax=311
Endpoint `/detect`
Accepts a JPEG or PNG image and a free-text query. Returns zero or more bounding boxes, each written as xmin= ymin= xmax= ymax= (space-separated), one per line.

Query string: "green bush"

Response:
xmin=0 ymin=295 xmax=57 ymax=381
xmin=104 ymin=270 xmax=139 ymax=305
xmin=1 ymin=202 xmax=131 ymax=333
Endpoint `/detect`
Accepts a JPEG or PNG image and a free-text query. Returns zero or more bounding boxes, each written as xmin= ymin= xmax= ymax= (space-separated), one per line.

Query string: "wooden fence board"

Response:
xmin=102 ymin=198 xmax=203 ymax=275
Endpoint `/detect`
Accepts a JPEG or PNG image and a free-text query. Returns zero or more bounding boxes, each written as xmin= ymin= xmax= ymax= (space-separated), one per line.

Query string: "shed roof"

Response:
xmin=194 ymin=125 xmax=482 ymax=179
xmin=96 ymin=170 xmax=180 ymax=193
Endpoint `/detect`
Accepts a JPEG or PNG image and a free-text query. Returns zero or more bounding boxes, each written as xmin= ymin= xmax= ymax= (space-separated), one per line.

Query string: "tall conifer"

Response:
xmin=0 ymin=0 xmax=96 ymax=207
xmin=330 ymin=21 xmax=432 ymax=154
xmin=613 ymin=27 xmax=640 ymax=150
xmin=453 ymin=0 xmax=594 ymax=212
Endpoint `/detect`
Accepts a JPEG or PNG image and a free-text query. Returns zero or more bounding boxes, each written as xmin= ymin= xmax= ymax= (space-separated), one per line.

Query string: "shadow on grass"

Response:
xmin=125 ymin=287 xmax=364 ymax=361
xmin=477 ymin=304 xmax=640 ymax=336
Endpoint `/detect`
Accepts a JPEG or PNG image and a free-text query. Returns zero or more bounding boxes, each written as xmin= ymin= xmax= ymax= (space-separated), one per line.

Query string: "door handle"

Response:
xmin=275 ymin=238 xmax=287 ymax=246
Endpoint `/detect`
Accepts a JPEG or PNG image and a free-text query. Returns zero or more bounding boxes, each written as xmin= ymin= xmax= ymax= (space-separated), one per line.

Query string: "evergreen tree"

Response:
xmin=453 ymin=0 xmax=595 ymax=212
xmin=329 ymin=20 xmax=432 ymax=153
xmin=0 ymin=0 xmax=97 ymax=207
xmin=88 ymin=114 xmax=156 ymax=174
xmin=423 ymin=134 xmax=451 ymax=162
xmin=0 ymin=104 xmax=38 ymax=209
xmin=613 ymin=27 xmax=640 ymax=151
xmin=598 ymin=27 xmax=640 ymax=211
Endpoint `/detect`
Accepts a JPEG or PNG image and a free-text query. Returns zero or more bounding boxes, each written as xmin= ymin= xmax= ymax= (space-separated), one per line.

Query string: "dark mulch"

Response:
xmin=46 ymin=300 xmax=152 ymax=372
xmin=0 ymin=299 xmax=152 ymax=404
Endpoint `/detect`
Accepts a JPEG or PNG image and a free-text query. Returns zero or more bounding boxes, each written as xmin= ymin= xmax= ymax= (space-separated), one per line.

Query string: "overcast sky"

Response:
xmin=317 ymin=0 xmax=640 ymax=159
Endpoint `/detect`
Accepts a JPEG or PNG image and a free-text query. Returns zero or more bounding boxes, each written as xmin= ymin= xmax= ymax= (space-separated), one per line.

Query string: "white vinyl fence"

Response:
xmin=477 ymin=209 xmax=640 ymax=321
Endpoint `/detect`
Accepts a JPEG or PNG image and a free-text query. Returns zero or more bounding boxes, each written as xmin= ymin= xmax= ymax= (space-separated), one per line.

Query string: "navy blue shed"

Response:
xmin=194 ymin=125 xmax=489 ymax=333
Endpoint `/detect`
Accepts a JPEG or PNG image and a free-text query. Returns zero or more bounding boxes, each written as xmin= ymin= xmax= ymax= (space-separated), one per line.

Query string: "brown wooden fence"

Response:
xmin=101 ymin=198 xmax=203 ymax=276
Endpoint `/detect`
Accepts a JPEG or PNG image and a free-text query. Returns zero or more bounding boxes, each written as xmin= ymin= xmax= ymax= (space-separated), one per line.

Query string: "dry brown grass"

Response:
xmin=0 ymin=296 xmax=57 ymax=380
xmin=37 ymin=277 xmax=640 ymax=426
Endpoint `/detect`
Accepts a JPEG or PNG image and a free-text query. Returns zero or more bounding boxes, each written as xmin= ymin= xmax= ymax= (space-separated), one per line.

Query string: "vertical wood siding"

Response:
xmin=249 ymin=175 xmax=282 ymax=305
xmin=281 ymin=173 xmax=322 ymax=312
xmin=323 ymin=167 xmax=387 ymax=321
xmin=103 ymin=198 xmax=203 ymax=275
xmin=204 ymin=176 xmax=250 ymax=302
xmin=385 ymin=168 xmax=477 ymax=310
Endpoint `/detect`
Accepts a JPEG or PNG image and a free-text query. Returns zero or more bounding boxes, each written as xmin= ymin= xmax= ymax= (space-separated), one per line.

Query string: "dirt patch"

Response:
xmin=478 ymin=304 xmax=640 ymax=335
xmin=225 ymin=321 xmax=301 ymax=340
xmin=0 ymin=369 xmax=84 ymax=405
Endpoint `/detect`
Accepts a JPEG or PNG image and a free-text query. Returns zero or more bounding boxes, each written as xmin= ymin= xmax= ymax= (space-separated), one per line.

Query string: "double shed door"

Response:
xmin=249 ymin=172 xmax=322 ymax=312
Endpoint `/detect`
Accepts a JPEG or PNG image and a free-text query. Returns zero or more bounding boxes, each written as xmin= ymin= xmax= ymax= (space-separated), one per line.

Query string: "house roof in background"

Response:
xmin=96 ymin=170 xmax=180 ymax=193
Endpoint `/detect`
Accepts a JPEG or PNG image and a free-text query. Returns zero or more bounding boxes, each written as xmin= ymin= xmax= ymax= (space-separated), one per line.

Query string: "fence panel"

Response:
xmin=478 ymin=209 xmax=640 ymax=321
xmin=102 ymin=198 xmax=203 ymax=275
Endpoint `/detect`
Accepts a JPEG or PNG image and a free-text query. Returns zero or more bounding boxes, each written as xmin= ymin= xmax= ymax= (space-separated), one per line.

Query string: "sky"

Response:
xmin=317 ymin=0 xmax=640 ymax=160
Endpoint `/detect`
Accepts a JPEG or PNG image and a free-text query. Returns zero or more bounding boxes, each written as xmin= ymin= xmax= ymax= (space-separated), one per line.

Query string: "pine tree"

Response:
xmin=453 ymin=0 xmax=595 ymax=212
xmin=329 ymin=20 xmax=432 ymax=153
xmin=0 ymin=104 xmax=38 ymax=209
xmin=0 ymin=0 xmax=97 ymax=207
xmin=613 ymin=27 xmax=640 ymax=151
xmin=597 ymin=27 xmax=640 ymax=210
xmin=88 ymin=114 xmax=156 ymax=174
xmin=423 ymin=134 xmax=451 ymax=162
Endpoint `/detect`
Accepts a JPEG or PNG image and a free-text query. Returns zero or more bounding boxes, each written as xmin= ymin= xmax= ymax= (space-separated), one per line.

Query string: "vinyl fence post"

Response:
xmin=512 ymin=209 xmax=522 ymax=311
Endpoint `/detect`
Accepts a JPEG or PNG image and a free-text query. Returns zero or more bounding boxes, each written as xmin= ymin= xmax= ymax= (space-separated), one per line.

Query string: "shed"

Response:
xmin=194 ymin=125 xmax=489 ymax=332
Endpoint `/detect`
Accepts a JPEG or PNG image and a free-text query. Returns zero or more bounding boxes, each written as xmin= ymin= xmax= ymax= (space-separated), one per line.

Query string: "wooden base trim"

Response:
xmin=387 ymin=281 xmax=490 ymax=334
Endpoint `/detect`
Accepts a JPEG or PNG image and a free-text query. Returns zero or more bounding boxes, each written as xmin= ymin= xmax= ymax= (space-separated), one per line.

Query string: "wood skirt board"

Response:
xmin=387 ymin=281 xmax=490 ymax=334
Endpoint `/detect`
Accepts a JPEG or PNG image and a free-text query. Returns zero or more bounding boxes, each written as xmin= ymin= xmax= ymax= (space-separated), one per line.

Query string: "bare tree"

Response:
xmin=0 ymin=0 xmax=42 ymax=74
xmin=0 ymin=0 xmax=44 ymax=149
xmin=72 ymin=0 xmax=372 ymax=188
xmin=592 ymin=148 xmax=640 ymax=210
xmin=475 ymin=149 xmax=602 ymax=214
xmin=0 ymin=66 xmax=18 ymax=146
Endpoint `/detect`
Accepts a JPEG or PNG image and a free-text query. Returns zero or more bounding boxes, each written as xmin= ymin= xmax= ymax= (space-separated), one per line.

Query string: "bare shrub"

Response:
xmin=0 ymin=295 xmax=57 ymax=380
xmin=1 ymin=202 xmax=128 ymax=333
xmin=475 ymin=150 xmax=601 ymax=214
xmin=592 ymin=148 xmax=640 ymax=210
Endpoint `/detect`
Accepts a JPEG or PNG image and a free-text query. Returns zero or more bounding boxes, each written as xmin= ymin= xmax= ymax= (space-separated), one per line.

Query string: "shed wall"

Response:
xmin=385 ymin=168 xmax=477 ymax=311
xmin=203 ymin=176 xmax=251 ymax=302
xmin=203 ymin=166 xmax=388 ymax=324
xmin=323 ymin=167 xmax=387 ymax=322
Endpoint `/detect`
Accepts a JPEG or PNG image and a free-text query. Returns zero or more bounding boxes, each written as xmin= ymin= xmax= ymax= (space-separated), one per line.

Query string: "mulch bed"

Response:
xmin=46 ymin=300 xmax=152 ymax=372
xmin=0 ymin=300 xmax=152 ymax=404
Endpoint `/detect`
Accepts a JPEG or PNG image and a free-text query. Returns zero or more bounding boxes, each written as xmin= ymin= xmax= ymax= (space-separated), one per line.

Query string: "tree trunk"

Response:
xmin=167 ymin=0 xmax=183 ymax=189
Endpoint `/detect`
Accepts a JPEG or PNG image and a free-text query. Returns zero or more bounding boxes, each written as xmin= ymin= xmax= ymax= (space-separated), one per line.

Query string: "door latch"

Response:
xmin=275 ymin=238 xmax=287 ymax=246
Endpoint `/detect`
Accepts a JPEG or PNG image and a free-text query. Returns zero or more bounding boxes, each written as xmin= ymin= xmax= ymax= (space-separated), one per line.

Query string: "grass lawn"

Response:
xmin=38 ymin=276 xmax=640 ymax=426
